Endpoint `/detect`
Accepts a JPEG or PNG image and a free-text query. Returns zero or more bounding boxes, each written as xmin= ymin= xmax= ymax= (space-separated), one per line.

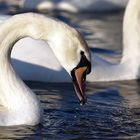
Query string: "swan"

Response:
xmin=21 ymin=0 xmax=128 ymax=13
xmin=0 ymin=13 xmax=91 ymax=126
xmin=88 ymin=0 xmax=140 ymax=82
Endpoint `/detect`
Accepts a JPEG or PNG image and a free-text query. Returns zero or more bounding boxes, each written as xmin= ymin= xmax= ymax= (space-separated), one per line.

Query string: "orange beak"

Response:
xmin=72 ymin=66 xmax=87 ymax=105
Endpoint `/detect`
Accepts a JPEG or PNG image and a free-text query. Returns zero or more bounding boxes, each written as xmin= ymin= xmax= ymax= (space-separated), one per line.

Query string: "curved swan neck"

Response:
xmin=0 ymin=13 xmax=62 ymax=98
xmin=0 ymin=13 xmax=75 ymax=108
xmin=0 ymin=13 xmax=84 ymax=73
xmin=0 ymin=13 xmax=83 ymax=125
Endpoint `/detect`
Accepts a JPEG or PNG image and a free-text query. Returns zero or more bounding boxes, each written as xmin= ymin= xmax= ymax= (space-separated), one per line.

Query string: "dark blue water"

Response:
xmin=1 ymin=11 xmax=140 ymax=140
xmin=1 ymin=81 xmax=140 ymax=140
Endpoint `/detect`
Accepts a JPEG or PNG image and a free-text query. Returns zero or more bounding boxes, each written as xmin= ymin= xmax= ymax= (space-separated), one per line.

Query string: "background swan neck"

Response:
xmin=122 ymin=0 xmax=140 ymax=65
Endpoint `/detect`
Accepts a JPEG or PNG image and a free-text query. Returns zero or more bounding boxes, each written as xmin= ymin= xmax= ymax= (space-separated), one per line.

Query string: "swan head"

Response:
xmin=50 ymin=32 xmax=91 ymax=105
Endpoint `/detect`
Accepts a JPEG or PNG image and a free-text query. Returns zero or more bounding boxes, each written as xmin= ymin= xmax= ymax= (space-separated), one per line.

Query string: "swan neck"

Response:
xmin=122 ymin=0 xmax=140 ymax=65
xmin=0 ymin=13 xmax=76 ymax=125
xmin=0 ymin=15 xmax=43 ymax=123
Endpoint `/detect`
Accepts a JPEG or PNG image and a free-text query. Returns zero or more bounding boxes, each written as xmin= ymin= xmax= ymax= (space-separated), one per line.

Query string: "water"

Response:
xmin=1 ymin=11 xmax=140 ymax=139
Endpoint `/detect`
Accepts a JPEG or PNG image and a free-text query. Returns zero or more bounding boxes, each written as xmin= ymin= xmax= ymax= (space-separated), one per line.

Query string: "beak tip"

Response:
xmin=80 ymin=99 xmax=87 ymax=106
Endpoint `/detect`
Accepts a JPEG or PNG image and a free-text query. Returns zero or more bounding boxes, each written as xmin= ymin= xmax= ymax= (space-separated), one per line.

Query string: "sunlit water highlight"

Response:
xmin=1 ymin=11 xmax=140 ymax=140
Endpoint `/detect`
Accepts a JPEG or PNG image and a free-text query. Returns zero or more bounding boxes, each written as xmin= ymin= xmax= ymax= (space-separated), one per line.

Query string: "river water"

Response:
xmin=1 ymin=11 xmax=140 ymax=140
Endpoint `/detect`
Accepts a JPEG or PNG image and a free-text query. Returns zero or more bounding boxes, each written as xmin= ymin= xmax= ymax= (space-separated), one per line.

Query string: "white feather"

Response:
xmin=0 ymin=13 xmax=90 ymax=126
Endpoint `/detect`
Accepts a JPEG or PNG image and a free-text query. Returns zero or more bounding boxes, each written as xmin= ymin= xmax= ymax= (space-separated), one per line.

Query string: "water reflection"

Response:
xmin=87 ymin=81 xmax=140 ymax=139
xmin=0 ymin=125 xmax=41 ymax=139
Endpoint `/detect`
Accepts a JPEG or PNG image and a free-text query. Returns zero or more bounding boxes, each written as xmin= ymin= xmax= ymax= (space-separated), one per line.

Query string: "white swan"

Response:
xmin=0 ymin=13 xmax=91 ymax=126
xmin=21 ymin=0 xmax=128 ymax=12
xmin=88 ymin=0 xmax=140 ymax=82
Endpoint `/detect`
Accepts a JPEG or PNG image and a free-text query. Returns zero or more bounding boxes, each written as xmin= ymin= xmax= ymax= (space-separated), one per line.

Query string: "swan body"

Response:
xmin=0 ymin=13 xmax=91 ymax=126
xmin=21 ymin=0 xmax=128 ymax=12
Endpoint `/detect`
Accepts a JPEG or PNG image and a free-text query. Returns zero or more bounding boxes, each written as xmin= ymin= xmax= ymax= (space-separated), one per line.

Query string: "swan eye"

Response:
xmin=80 ymin=51 xmax=84 ymax=55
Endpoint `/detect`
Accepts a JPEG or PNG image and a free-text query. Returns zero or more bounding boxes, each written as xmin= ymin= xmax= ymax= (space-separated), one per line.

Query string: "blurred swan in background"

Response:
xmin=89 ymin=0 xmax=140 ymax=81
xmin=21 ymin=0 xmax=128 ymax=12
xmin=0 ymin=13 xmax=91 ymax=126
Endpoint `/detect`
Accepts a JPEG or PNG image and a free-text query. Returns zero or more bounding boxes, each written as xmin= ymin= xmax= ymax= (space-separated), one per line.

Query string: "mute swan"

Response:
xmin=0 ymin=13 xmax=91 ymax=126
xmin=88 ymin=0 xmax=140 ymax=81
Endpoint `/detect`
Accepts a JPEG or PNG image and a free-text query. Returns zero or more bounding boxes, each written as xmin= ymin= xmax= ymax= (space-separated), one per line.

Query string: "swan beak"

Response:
xmin=72 ymin=66 xmax=87 ymax=105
